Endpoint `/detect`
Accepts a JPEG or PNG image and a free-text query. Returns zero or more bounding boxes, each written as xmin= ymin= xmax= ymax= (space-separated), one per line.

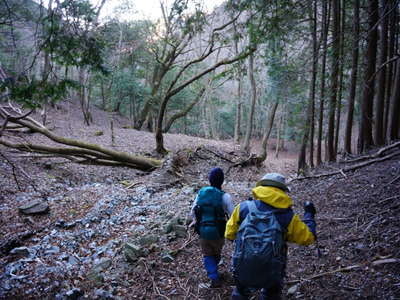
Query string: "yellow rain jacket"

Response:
xmin=225 ymin=186 xmax=315 ymax=245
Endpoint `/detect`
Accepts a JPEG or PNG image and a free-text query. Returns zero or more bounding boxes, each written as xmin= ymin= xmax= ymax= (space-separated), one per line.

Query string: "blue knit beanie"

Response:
xmin=208 ymin=167 xmax=224 ymax=189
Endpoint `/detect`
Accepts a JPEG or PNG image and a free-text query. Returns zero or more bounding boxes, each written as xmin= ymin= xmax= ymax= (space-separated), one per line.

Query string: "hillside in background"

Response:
xmin=0 ymin=103 xmax=399 ymax=299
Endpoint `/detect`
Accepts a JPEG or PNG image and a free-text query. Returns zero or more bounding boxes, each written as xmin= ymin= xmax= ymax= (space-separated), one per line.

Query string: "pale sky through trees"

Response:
xmin=97 ymin=0 xmax=225 ymax=21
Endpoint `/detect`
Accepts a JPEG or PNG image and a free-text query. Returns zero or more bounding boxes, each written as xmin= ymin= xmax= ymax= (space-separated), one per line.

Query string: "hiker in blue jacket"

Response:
xmin=190 ymin=167 xmax=234 ymax=288
xmin=225 ymin=173 xmax=317 ymax=300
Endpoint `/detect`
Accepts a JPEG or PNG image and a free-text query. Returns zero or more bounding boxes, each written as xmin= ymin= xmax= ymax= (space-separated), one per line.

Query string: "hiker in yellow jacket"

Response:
xmin=225 ymin=173 xmax=317 ymax=300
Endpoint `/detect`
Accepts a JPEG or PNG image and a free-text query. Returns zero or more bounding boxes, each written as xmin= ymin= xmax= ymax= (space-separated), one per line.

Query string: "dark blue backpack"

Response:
xmin=194 ymin=186 xmax=226 ymax=240
xmin=232 ymin=200 xmax=285 ymax=288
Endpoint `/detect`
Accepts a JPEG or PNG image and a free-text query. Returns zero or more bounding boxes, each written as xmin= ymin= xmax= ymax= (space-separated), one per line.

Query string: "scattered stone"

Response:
xmin=18 ymin=201 xmax=49 ymax=215
xmin=87 ymin=270 xmax=104 ymax=284
xmin=45 ymin=246 xmax=60 ymax=255
xmin=9 ymin=247 xmax=30 ymax=257
xmin=55 ymin=220 xmax=76 ymax=229
xmin=93 ymin=258 xmax=112 ymax=271
xmin=65 ymin=288 xmax=84 ymax=300
xmin=138 ymin=235 xmax=159 ymax=247
xmin=161 ymin=253 xmax=174 ymax=263
xmin=172 ymin=225 xmax=187 ymax=238
xmin=94 ymin=288 xmax=114 ymax=299
xmin=94 ymin=130 xmax=104 ymax=136
xmin=287 ymin=284 xmax=299 ymax=295
xmin=68 ymin=256 xmax=80 ymax=265
xmin=124 ymin=243 xmax=147 ymax=262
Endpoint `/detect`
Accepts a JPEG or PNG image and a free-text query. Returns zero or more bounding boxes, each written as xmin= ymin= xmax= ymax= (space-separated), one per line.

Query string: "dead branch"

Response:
xmin=293 ymin=151 xmax=400 ymax=180
xmin=0 ymin=151 xmax=37 ymax=191
xmin=0 ymin=106 xmax=162 ymax=171
xmin=287 ymin=258 xmax=399 ymax=284
xmin=227 ymin=153 xmax=259 ymax=173
xmin=342 ymin=141 xmax=400 ymax=163
xmin=141 ymin=260 xmax=171 ymax=300
xmin=379 ymin=195 xmax=400 ymax=204
xmin=201 ymin=147 xmax=235 ymax=163
xmin=388 ymin=173 xmax=400 ymax=185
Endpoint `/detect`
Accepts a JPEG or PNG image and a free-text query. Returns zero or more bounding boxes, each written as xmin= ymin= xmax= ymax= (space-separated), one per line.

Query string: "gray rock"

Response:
xmin=9 ymin=247 xmax=30 ymax=257
xmin=94 ymin=289 xmax=114 ymax=299
xmin=93 ymin=258 xmax=112 ymax=271
xmin=138 ymin=235 xmax=159 ymax=247
xmin=65 ymin=288 xmax=84 ymax=300
xmin=0 ymin=280 xmax=12 ymax=291
xmin=287 ymin=284 xmax=299 ymax=295
xmin=123 ymin=243 xmax=147 ymax=262
xmin=45 ymin=246 xmax=60 ymax=255
xmin=18 ymin=201 xmax=49 ymax=215
xmin=56 ymin=220 xmax=76 ymax=229
xmin=161 ymin=253 xmax=174 ymax=263
xmin=173 ymin=225 xmax=187 ymax=238
xmin=68 ymin=256 xmax=80 ymax=265
xmin=87 ymin=270 xmax=104 ymax=284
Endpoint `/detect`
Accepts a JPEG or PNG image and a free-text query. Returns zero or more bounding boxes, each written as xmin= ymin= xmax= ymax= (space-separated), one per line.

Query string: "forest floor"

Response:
xmin=0 ymin=102 xmax=399 ymax=300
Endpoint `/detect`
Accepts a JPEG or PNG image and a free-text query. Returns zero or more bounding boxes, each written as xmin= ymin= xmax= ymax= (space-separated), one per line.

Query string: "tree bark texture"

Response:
xmin=387 ymin=59 xmax=400 ymax=140
xmin=334 ymin=0 xmax=345 ymax=154
xmin=242 ymin=51 xmax=257 ymax=154
xmin=384 ymin=3 xmax=397 ymax=136
xmin=374 ymin=0 xmax=389 ymax=145
xmin=256 ymin=100 xmax=279 ymax=164
xmin=299 ymin=0 xmax=318 ymax=171
xmin=344 ymin=0 xmax=360 ymax=154
xmin=317 ymin=0 xmax=330 ymax=165
xmin=327 ymin=0 xmax=340 ymax=161
xmin=359 ymin=0 xmax=379 ymax=153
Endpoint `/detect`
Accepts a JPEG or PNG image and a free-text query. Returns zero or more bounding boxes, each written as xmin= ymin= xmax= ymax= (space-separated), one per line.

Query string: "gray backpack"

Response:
xmin=232 ymin=200 xmax=286 ymax=288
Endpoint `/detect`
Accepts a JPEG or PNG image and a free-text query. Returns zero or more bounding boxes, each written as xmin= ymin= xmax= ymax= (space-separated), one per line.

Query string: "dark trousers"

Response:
xmin=231 ymin=282 xmax=282 ymax=300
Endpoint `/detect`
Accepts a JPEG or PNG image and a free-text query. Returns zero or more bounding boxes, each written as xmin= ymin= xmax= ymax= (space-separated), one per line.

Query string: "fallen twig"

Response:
xmin=342 ymin=141 xmax=400 ymax=163
xmin=202 ymin=147 xmax=235 ymax=163
xmin=287 ymin=258 xmax=399 ymax=284
xmin=293 ymin=151 xmax=400 ymax=180
xmin=379 ymin=194 xmax=400 ymax=204
xmin=141 ymin=260 xmax=171 ymax=300
xmin=388 ymin=174 xmax=400 ymax=185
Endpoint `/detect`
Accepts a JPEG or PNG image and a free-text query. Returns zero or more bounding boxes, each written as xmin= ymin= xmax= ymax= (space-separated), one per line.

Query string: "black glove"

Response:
xmin=304 ymin=201 xmax=316 ymax=216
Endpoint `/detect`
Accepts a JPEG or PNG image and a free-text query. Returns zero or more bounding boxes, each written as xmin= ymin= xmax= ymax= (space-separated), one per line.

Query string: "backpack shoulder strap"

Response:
xmin=246 ymin=200 xmax=259 ymax=214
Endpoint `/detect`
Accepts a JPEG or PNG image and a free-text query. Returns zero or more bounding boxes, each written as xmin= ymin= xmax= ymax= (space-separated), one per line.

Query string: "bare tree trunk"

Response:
xmin=374 ymin=0 xmax=389 ymax=145
xmin=256 ymin=100 xmax=279 ymax=163
xmin=344 ymin=0 xmax=360 ymax=154
xmin=234 ymin=76 xmax=242 ymax=143
xmin=327 ymin=0 xmax=340 ymax=161
xmin=317 ymin=0 xmax=330 ymax=165
xmin=387 ymin=59 xmax=400 ymax=141
xmin=233 ymin=21 xmax=242 ymax=143
xmin=79 ymin=67 xmax=91 ymax=126
xmin=202 ymin=102 xmax=210 ymax=138
xmin=384 ymin=3 xmax=397 ymax=136
xmin=163 ymin=87 xmax=206 ymax=133
xmin=359 ymin=0 xmax=379 ymax=153
xmin=299 ymin=0 xmax=318 ymax=171
xmin=242 ymin=51 xmax=257 ymax=153
xmin=334 ymin=0 xmax=345 ymax=154
xmin=275 ymin=112 xmax=282 ymax=158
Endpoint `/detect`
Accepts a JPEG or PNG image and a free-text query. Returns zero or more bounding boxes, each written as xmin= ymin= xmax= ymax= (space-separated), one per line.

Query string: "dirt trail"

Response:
xmin=0 ymin=104 xmax=399 ymax=299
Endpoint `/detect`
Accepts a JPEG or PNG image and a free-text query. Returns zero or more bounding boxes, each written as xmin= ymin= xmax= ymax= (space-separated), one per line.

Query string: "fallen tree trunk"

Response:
xmin=0 ymin=108 xmax=162 ymax=171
